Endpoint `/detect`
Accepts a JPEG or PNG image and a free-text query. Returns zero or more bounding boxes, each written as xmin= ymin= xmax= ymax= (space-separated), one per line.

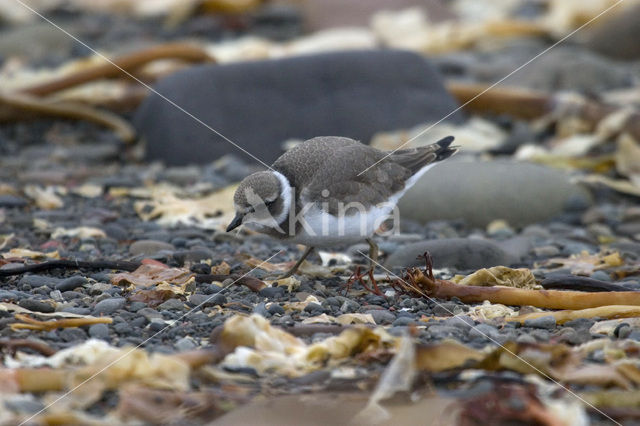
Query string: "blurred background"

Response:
xmin=0 ymin=0 xmax=639 ymax=229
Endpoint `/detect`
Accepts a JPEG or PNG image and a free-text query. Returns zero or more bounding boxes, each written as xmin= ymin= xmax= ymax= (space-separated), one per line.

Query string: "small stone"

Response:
xmin=128 ymin=302 xmax=147 ymax=312
xmin=4 ymin=396 xmax=45 ymax=414
xmin=469 ymin=324 xmax=500 ymax=341
xmin=138 ymin=307 xmax=162 ymax=321
xmin=259 ymin=286 xmax=286 ymax=299
xmin=0 ymin=194 xmax=28 ymax=208
xmin=89 ymin=282 xmax=114 ymax=295
xmin=92 ymin=297 xmax=125 ymax=316
xmin=55 ymin=276 xmax=87 ymax=292
xmin=157 ymin=299 xmax=185 ymax=311
xmin=304 ymin=302 xmax=324 ymax=314
xmin=590 ymin=270 xmax=612 ymax=282
xmin=524 ymin=316 xmax=556 ymax=330
xmin=190 ymin=263 xmax=211 ymax=274
xmin=533 ymin=245 xmax=560 ymax=257
xmin=516 ymin=334 xmax=537 ymax=344
xmin=253 ymin=302 xmax=270 ymax=317
xmin=267 ymin=303 xmax=285 ymax=316
xmin=392 ymin=316 xmax=416 ymax=327
xmin=59 ymin=327 xmax=87 ymax=342
xmin=209 ymin=293 xmax=227 ymax=306
xmin=365 ymin=309 xmax=396 ymax=325
xmin=19 ymin=275 xmax=61 ymax=289
xmin=18 ymin=299 xmax=55 ymax=313
xmin=175 ymin=337 xmax=197 ymax=351
xmin=129 ymin=239 xmax=176 ymax=256
xmin=149 ymin=319 xmax=166 ymax=332
xmin=89 ymin=323 xmax=110 ymax=340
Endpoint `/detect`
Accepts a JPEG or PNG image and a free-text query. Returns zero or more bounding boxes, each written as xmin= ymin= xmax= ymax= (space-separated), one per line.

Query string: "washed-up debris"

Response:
xmin=133 ymin=184 xmax=236 ymax=229
xmin=452 ymin=265 xmax=539 ymax=289
xmin=393 ymin=253 xmax=640 ymax=310
xmin=541 ymin=250 xmax=625 ymax=276
xmin=111 ymin=263 xmax=195 ymax=294
xmin=11 ymin=313 xmax=112 ymax=331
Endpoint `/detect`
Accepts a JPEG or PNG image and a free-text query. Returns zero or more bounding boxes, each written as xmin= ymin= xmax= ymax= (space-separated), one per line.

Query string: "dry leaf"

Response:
xmin=1 ymin=248 xmax=59 ymax=260
xmin=615 ymin=133 xmax=640 ymax=181
xmin=11 ymin=313 xmax=112 ymax=331
xmin=24 ymin=185 xmax=64 ymax=209
xmin=219 ymin=315 xmax=393 ymax=377
xmin=453 ymin=266 xmax=539 ymax=289
xmin=134 ymin=183 xmax=236 ymax=229
xmin=111 ymin=264 xmax=195 ymax=294
xmin=51 ymin=226 xmax=106 ymax=239
xmin=542 ymin=250 xmax=624 ymax=275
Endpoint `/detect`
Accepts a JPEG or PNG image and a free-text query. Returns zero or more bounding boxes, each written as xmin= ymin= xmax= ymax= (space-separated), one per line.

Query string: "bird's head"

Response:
xmin=226 ymin=171 xmax=291 ymax=232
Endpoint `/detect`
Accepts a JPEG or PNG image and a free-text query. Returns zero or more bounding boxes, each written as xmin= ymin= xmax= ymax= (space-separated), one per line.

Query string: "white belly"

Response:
xmin=287 ymin=204 xmax=393 ymax=247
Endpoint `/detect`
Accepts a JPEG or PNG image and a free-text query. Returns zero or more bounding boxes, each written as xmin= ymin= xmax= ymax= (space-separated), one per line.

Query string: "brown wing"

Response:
xmin=301 ymin=143 xmax=410 ymax=215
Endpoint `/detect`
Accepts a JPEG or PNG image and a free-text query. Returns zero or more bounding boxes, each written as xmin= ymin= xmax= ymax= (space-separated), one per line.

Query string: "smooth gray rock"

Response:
xmin=398 ymin=159 xmax=592 ymax=228
xmin=384 ymin=238 xmax=514 ymax=270
xmin=583 ymin=4 xmax=640 ymax=60
xmin=129 ymin=239 xmax=176 ymax=256
xmin=501 ymin=47 xmax=633 ymax=92
xmin=524 ymin=316 xmax=556 ymax=330
xmin=135 ymin=50 xmax=463 ymax=166
xmin=92 ymin=297 xmax=125 ymax=316
xmin=89 ymin=323 xmax=110 ymax=340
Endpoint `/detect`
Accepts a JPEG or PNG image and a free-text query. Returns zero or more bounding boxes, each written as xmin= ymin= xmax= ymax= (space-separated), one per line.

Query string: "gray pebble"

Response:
xmin=90 ymin=282 xmax=114 ymax=296
xmin=138 ymin=307 xmax=162 ymax=321
xmin=92 ymin=297 xmax=125 ymax=315
xmin=590 ymin=270 xmax=611 ymax=282
xmin=516 ymin=334 xmax=537 ymax=344
xmin=20 ymin=275 xmax=61 ymax=289
xmin=175 ymin=337 xmax=197 ymax=351
xmin=157 ymin=299 xmax=185 ymax=311
xmin=304 ymin=302 xmax=324 ymax=315
xmin=209 ymin=293 xmax=227 ymax=306
xmin=149 ymin=319 xmax=166 ymax=332
xmin=530 ymin=329 xmax=550 ymax=342
xmin=0 ymin=290 xmax=21 ymax=300
xmin=392 ymin=316 xmax=416 ymax=327
xmin=114 ymin=322 xmax=130 ymax=334
xmin=442 ymin=315 xmax=475 ymax=330
xmin=55 ymin=276 xmax=87 ymax=292
xmin=0 ymin=194 xmax=28 ymax=208
xmin=365 ymin=309 xmax=396 ymax=325
xmin=267 ymin=303 xmax=285 ymax=316
xmin=128 ymin=302 xmax=147 ymax=312
xmin=253 ymin=302 xmax=270 ymax=317
xmin=59 ymin=327 xmax=87 ymax=342
xmin=259 ymin=286 xmax=286 ymax=299
xmin=129 ymin=239 xmax=176 ymax=256
xmin=18 ymin=299 xmax=55 ymax=313
xmin=469 ymin=324 xmax=500 ymax=341
xmin=524 ymin=316 xmax=556 ymax=330
xmin=89 ymin=323 xmax=110 ymax=340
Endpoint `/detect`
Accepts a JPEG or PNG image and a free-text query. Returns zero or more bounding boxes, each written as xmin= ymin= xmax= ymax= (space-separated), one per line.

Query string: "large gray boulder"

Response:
xmin=134 ymin=50 xmax=463 ymax=166
xmin=384 ymin=238 xmax=515 ymax=270
xmin=398 ymin=159 xmax=592 ymax=228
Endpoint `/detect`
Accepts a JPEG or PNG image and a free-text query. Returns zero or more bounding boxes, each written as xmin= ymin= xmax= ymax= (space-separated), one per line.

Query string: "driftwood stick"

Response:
xmin=20 ymin=42 xmax=214 ymax=97
xmin=0 ymin=92 xmax=136 ymax=143
xmin=0 ymin=259 xmax=141 ymax=277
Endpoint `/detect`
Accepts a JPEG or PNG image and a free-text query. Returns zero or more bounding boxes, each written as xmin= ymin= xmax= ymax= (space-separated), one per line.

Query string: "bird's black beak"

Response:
xmin=226 ymin=213 xmax=243 ymax=232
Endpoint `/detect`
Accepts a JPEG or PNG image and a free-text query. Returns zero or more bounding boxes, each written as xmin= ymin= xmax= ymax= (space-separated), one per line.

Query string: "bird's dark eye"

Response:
xmin=265 ymin=199 xmax=276 ymax=207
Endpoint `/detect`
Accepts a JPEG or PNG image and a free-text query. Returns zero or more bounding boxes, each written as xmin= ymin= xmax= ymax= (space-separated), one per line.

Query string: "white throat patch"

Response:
xmin=272 ymin=171 xmax=292 ymax=225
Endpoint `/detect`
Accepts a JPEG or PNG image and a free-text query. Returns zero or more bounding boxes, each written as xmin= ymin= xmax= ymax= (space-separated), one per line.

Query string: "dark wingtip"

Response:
xmin=436 ymin=135 xmax=455 ymax=149
xmin=435 ymin=135 xmax=458 ymax=161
